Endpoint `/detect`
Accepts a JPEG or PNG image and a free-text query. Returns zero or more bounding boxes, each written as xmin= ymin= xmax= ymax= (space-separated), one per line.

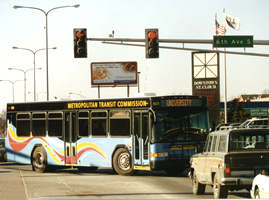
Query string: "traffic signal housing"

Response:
xmin=73 ymin=28 xmax=87 ymax=58
xmin=145 ymin=29 xmax=159 ymax=58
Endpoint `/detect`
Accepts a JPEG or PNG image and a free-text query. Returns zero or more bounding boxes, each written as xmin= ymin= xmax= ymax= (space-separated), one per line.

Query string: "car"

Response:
xmin=239 ymin=118 xmax=268 ymax=128
xmin=189 ymin=128 xmax=269 ymax=199
xmin=0 ymin=138 xmax=6 ymax=161
xmin=250 ymin=169 xmax=269 ymax=198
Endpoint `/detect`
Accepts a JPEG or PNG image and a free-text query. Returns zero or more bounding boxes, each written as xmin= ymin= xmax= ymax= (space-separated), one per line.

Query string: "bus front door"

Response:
xmin=64 ymin=112 xmax=77 ymax=165
xmin=133 ymin=111 xmax=150 ymax=170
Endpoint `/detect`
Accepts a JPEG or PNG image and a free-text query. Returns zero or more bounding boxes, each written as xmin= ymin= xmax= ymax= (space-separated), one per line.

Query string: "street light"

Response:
xmin=0 ymin=80 xmax=23 ymax=102
xmin=8 ymin=67 xmax=42 ymax=102
xmin=68 ymin=92 xmax=86 ymax=99
xmin=12 ymin=46 xmax=57 ymax=101
xmin=13 ymin=4 xmax=80 ymax=101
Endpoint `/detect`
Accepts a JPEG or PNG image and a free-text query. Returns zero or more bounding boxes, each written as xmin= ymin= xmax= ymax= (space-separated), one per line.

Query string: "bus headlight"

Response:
xmin=150 ymin=152 xmax=168 ymax=158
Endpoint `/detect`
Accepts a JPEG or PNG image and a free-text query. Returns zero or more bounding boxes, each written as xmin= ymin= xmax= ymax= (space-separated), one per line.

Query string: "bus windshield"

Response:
xmin=152 ymin=109 xmax=209 ymax=143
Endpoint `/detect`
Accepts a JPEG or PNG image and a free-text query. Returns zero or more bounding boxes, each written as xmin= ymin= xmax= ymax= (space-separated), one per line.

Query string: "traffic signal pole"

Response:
xmin=87 ymin=37 xmax=269 ymax=57
xmin=101 ymin=41 xmax=269 ymax=57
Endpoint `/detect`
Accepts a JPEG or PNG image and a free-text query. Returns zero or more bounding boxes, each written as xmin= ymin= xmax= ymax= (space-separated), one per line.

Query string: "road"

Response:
xmin=0 ymin=162 xmax=250 ymax=200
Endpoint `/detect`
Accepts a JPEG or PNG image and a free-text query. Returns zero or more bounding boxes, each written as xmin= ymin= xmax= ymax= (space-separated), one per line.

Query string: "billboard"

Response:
xmin=91 ymin=62 xmax=137 ymax=86
xmin=192 ymin=52 xmax=220 ymax=127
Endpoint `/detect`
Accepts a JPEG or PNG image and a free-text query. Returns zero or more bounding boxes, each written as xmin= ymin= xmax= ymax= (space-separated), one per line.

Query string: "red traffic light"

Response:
xmin=148 ymin=31 xmax=157 ymax=40
xmin=76 ymin=31 xmax=84 ymax=38
xmin=73 ymin=28 xmax=87 ymax=58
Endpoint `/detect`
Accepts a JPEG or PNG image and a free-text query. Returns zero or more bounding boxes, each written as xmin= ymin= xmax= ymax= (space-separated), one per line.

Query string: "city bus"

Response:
xmin=5 ymin=95 xmax=209 ymax=175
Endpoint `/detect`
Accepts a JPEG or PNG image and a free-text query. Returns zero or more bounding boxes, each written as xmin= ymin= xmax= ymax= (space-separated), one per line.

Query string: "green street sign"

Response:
xmin=213 ymin=35 xmax=253 ymax=48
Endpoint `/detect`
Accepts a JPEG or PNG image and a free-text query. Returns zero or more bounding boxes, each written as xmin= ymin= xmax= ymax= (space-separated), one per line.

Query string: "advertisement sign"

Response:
xmin=192 ymin=52 xmax=220 ymax=127
xmin=91 ymin=62 xmax=137 ymax=86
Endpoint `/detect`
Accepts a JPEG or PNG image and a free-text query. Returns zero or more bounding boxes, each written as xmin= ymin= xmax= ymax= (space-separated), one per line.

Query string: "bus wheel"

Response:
xmin=113 ymin=148 xmax=133 ymax=176
xmin=32 ymin=146 xmax=47 ymax=173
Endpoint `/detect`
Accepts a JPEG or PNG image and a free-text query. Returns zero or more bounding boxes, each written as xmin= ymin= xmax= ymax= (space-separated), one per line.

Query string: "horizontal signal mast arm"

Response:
xmin=87 ymin=37 xmax=269 ymax=45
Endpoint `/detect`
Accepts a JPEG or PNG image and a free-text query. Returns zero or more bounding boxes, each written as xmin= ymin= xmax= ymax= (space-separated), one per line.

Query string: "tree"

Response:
xmin=0 ymin=110 xmax=6 ymax=138
xmin=227 ymin=98 xmax=250 ymax=123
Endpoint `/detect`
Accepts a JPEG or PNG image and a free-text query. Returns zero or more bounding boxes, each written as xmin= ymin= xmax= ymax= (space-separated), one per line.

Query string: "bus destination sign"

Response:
xmin=67 ymin=99 xmax=150 ymax=109
xmin=152 ymin=97 xmax=204 ymax=108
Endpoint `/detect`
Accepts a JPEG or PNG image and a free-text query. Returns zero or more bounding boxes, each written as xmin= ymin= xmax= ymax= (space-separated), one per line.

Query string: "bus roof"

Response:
xmin=7 ymin=95 xmax=207 ymax=112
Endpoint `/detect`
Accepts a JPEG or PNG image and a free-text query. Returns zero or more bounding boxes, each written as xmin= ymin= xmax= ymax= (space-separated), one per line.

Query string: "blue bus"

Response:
xmin=5 ymin=95 xmax=209 ymax=175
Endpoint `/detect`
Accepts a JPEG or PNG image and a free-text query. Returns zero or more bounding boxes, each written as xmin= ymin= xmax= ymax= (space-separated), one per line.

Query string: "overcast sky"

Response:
xmin=1 ymin=0 xmax=269 ymax=111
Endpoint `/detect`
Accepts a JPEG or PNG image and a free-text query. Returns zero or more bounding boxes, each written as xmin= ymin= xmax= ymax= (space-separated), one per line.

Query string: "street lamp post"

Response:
xmin=13 ymin=4 xmax=80 ymax=101
xmin=8 ymin=67 xmax=41 ymax=102
xmin=68 ymin=92 xmax=86 ymax=99
xmin=0 ymin=80 xmax=23 ymax=102
xmin=12 ymin=46 xmax=57 ymax=101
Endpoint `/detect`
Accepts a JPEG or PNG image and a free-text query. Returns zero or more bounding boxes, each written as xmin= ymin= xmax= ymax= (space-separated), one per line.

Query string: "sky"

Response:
xmin=1 ymin=0 xmax=269 ymax=111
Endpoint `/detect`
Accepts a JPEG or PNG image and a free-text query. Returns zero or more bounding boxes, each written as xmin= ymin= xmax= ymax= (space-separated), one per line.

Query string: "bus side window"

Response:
xmin=109 ymin=110 xmax=130 ymax=137
xmin=48 ymin=112 xmax=63 ymax=137
xmin=32 ymin=113 xmax=46 ymax=137
xmin=91 ymin=111 xmax=107 ymax=137
xmin=17 ymin=113 xmax=31 ymax=137
xmin=78 ymin=111 xmax=89 ymax=137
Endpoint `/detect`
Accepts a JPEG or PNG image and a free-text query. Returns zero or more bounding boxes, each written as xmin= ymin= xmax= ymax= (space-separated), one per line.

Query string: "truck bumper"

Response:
xmin=221 ymin=177 xmax=252 ymax=186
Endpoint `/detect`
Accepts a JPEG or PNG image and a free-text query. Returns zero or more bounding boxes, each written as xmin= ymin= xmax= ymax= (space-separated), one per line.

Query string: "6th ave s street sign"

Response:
xmin=213 ymin=35 xmax=253 ymax=48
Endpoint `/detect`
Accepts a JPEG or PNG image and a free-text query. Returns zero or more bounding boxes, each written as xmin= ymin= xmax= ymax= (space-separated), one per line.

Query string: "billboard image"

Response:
xmin=91 ymin=62 xmax=137 ymax=86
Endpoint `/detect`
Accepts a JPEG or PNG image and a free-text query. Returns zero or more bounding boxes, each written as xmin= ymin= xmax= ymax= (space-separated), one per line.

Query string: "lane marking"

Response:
xmin=20 ymin=170 xmax=29 ymax=200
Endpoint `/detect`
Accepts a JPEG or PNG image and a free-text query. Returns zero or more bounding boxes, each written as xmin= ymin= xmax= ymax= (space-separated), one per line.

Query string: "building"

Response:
xmin=221 ymin=94 xmax=269 ymax=118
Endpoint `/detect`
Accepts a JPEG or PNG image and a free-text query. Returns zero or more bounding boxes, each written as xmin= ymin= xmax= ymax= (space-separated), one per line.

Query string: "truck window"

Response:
xmin=204 ymin=135 xmax=213 ymax=152
xmin=211 ymin=135 xmax=217 ymax=152
xmin=218 ymin=136 xmax=227 ymax=152
xmin=229 ymin=130 xmax=269 ymax=151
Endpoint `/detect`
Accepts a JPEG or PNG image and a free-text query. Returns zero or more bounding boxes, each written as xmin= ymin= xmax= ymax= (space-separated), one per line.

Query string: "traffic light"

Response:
xmin=145 ymin=29 xmax=159 ymax=58
xmin=73 ymin=28 xmax=87 ymax=58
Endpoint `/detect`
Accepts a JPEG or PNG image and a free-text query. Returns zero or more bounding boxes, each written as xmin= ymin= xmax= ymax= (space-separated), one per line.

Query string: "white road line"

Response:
xmin=20 ymin=170 xmax=29 ymax=200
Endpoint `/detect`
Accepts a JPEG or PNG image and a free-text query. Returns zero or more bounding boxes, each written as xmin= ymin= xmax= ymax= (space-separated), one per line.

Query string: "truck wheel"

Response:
xmin=113 ymin=148 xmax=133 ymax=176
xmin=192 ymin=171 xmax=205 ymax=195
xmin=32 ymin=146 xmax=47 ymax=173
xmin=213 ymin=175 xmax=228 ymax=198
xmin=254 ymin=187 xmax=260 ymax=199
